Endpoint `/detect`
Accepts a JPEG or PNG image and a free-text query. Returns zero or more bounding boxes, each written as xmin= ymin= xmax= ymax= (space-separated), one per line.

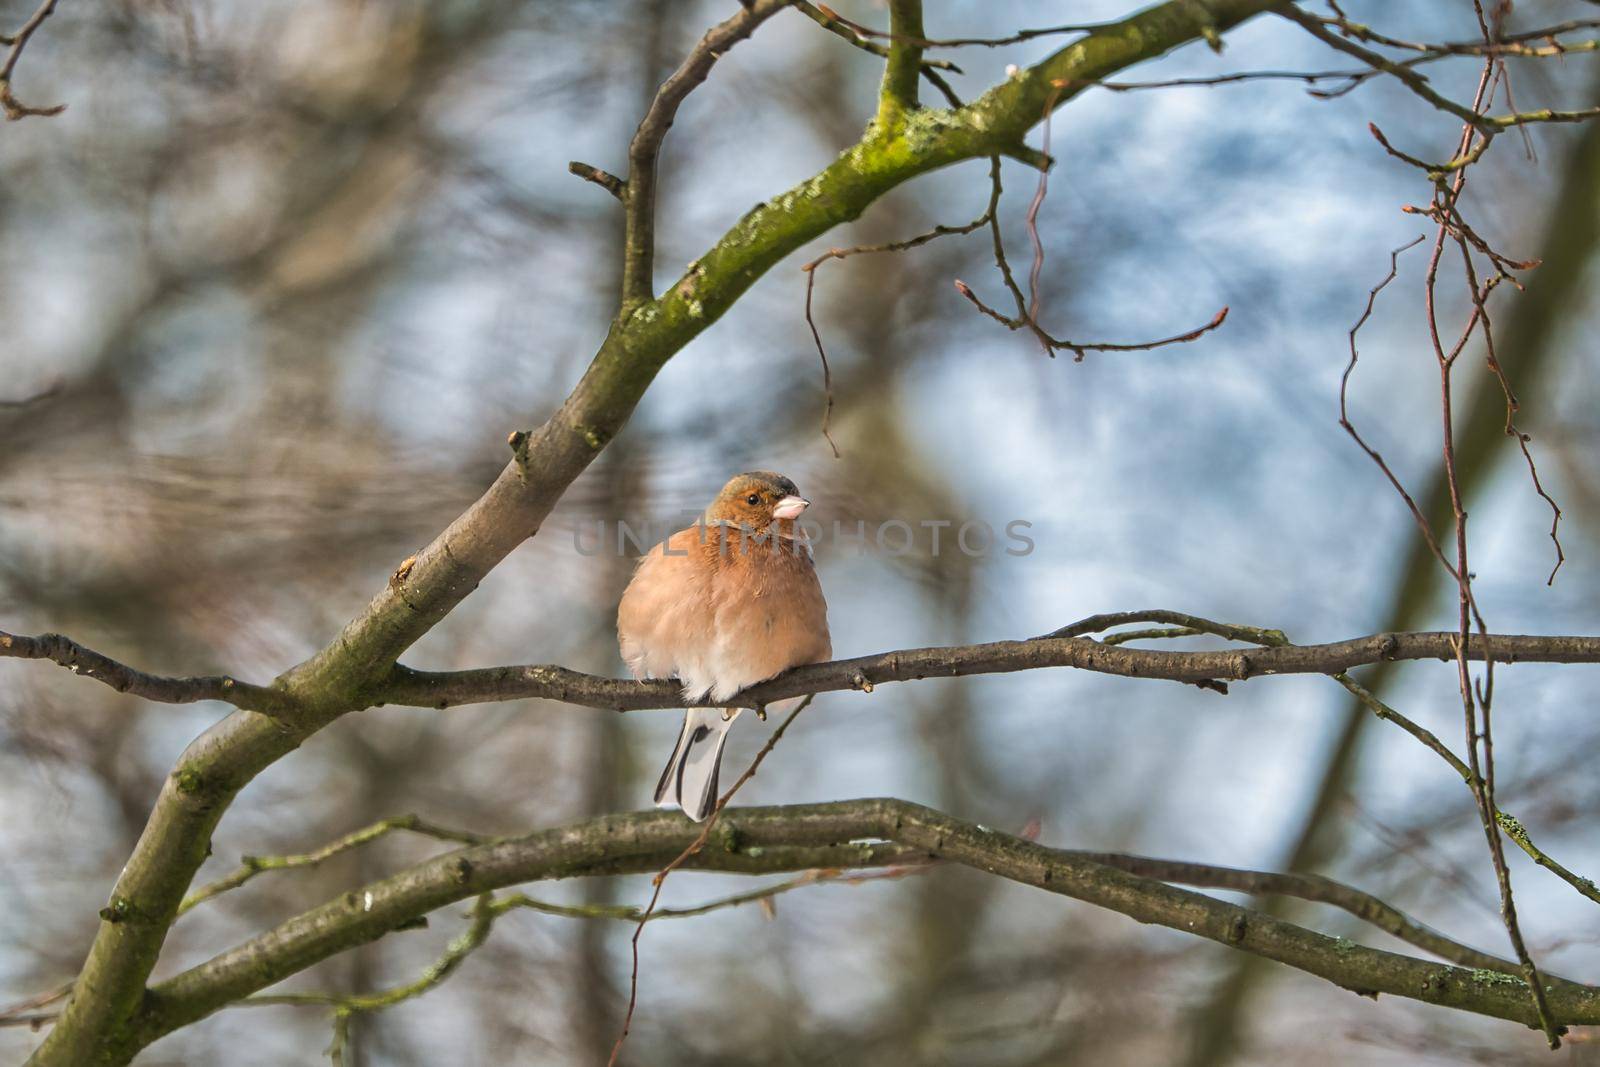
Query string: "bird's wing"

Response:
xmin=617 ymin=526 xmax=718 ymax=697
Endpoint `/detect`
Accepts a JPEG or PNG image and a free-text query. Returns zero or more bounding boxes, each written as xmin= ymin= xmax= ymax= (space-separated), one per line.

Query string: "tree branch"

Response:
xmin=1274 ymin=3 xmax=1492 ymax=130
xmin=178 ymin=814 xmax=494 ymax=916
xmin=11 ymin=620 xmax=1600 ymax=717
xmin=375 ymin=629 xmax=1600 ymax=711
xmin=795 ymin=1 xmax=961 ymax=75
xmin=0 ymin=630 xmax=293 ymax=715
xmin=877 ymin=0 xmax=925 ymax=127
xmin=124 ymin=800 xmax=1600 ymax=1055
xmin=620 ymin=0 xmax=791 ymax=312
xmin=568 ymin=160 xmax=626 ymax=202
xmin=0 ymin=0 xmax=65 ymax=121
xmin=1277 ymin=4 xmax=1600 ymax=134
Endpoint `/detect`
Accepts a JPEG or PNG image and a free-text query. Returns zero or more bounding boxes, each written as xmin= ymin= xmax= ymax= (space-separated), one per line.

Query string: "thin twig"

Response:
xmin=799 ymin=155 xmax=1006 ymax=457
xmin=620 ymin=0 xmax=790 ymax=311
xmin=0 ymin=981 xmax=72 ymax=1031
xmin=1335 ymin=673 xmax=1600 ymax=908
xmin=0 ymin=0 xmax=64 ymax=121
xmin=1038 ymin=608 xmax=1288 ymax=645
xmin=800 ymin=265 xmax=842 ymax=457
xmin=0 ymin=630 xmax=294 ymax=715
xmin=567 ymin=161 xmax=626 ymax=202
xmin=1337 ymin=233 xmax=1465 ymax=580
xmin=1039 ymin=616 xmax=1600 ymax=912
xmin=608 ymin=695 xmax=815 ymax=1067
xmin=180 ymin=815 xmax=494 ymax=915
xmin=1276 ymin=4 xmax=1495 ymax=131
xmin=1342 ymin=21 xmax=1564 ymax=1039
xmin=811 ymin=3 xmax=1102 ymax=49
xmin=497 ymin=861 xmax=932 ymax=924
xmin=1316 ymin=10 xmax=1600 ymax=58
xmin=1441 ymin=42 xmax=1555 ymax=1042
xmin=1281 ymin=4 xmax=1600 ymax=134
xmin=793 ymin=1 xmax=962 ymax=72
xmin=953 ymin=82 xmax=1228 ymax=361
xmin=954 ymin=279 xmax=1229 ymax=361
xmin=241 ymin=892 xmax=496 ymax=1054
xmin=1021 ymin=83 xmax=1063 ymax=353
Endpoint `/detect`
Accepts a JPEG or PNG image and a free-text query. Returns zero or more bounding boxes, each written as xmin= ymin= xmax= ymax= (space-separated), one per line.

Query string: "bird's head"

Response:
xmin=706 ymin=471 xmax=810 ymax=535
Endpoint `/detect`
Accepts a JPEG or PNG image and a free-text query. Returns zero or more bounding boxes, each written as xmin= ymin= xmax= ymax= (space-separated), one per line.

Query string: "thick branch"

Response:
xmin=127 ymin=800 xmax=1600 ymax=1056
xmin=375 ymin=630 xmax=1600 ymax=711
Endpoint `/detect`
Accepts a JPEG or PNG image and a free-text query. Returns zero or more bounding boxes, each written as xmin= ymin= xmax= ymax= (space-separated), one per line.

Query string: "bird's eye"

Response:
xmin=746 ymin=493 xmax=761 ymax=506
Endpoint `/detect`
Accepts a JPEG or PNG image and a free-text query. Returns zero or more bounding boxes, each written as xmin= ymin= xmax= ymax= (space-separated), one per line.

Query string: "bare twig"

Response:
xmin=0 ymin=630 xmax=294 ymax=715
xmin=794 ymin=1 xmax=961 ymax=73
xmin=1335 ymin=673 xmax=1600 ymax=908
xmin=954 ymin=279 xmax=1229 ymax=361
xmin=802 ymin=266 xmax=842 ymax=458
xmin=1276 ymin=4 xmax=1495 ymax=131
xmin=1331 ymin=15 xmax=1569 ymax=1038
xmin=1430 ymin=41 xmax=1555 ymax=1041
xmin=811 ymin=3 xmax=1101 ymax=49
xmin=180 ymin=815 xmax=494 ymax=915
xmin=505 ymin=860 xmax=932 ymax=924
xmin=1037 ymin=608 xmax=1288 ymax=645
xmin=1316 ymin=10 xmax=1600 ymax=58
xmin=0 ymin=981 xmax=72 ymax=1031
xmin=1337 ymin=233 xmax=1464 ymax=578
xmin=1083 ymin=67 xmax=1390 ymax=95
xmin=620 ymin=0 xmax=790 ymax=310
xmin=799 ymin=155 xmax=1005 ymax=457
xmin=954 ymin=83 xmax=1229 ymax=361
xmin=608 ymin=696 xmax=814 ymax=1067
xmin=1052 ymin=617 xmax=1600 ymax=911
xmin=1280 ymin=3 xmax=1600 ymax=134
xmin=239 ymin=893 xmax=496 ymax=1055
xmin=567 ymin=160 xmax=625 ymax=202
xmin=0 ymin=0 xmax=65 ymax=121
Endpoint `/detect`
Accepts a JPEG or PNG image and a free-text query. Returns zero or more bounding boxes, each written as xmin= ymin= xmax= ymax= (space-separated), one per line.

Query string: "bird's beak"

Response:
xmin=772 ymin=495 xmax=809 ymax=520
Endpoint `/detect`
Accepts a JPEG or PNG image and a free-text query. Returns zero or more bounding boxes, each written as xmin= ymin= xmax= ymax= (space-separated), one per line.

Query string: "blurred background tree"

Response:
xmin=3 ymin=1 xmax=1600 ymax=1064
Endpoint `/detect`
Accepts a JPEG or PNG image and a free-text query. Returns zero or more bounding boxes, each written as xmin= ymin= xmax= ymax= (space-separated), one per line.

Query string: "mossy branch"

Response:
xmin=123 ymin=800 xmax=1600 ymax=1053
xmin=178 ymin=815 xmax=494 ymax=916
xmin=877 ymin=0 xmax=925 ymax=127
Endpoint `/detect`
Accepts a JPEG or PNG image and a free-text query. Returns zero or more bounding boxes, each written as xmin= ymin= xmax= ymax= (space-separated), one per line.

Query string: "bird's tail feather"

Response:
xmin=654 ymin=707 xmax=741 ymax=822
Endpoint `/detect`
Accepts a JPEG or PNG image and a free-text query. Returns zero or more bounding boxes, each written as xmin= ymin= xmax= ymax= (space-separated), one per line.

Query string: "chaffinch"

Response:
xmin=617 ymin=472 xmax=831 ymax=820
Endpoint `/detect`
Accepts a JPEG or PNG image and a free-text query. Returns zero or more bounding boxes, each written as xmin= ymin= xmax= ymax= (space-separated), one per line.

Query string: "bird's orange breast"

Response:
xmin=617 ymin=523 xmax=830 ymax=702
